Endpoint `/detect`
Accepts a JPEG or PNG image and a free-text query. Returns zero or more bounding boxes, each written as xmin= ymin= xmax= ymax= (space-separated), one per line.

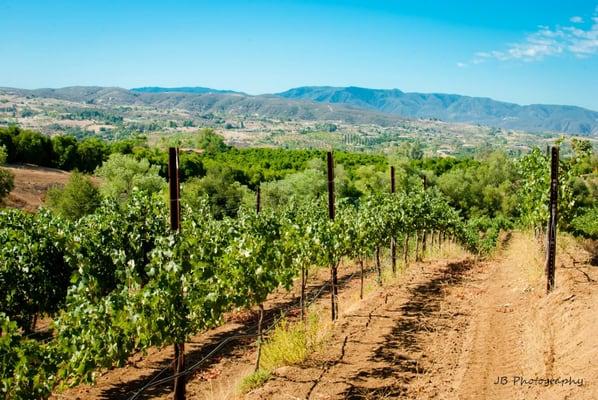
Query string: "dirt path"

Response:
xmin=247 ymin=233 xmax=597 ymax=400
xmin=452 ymin=235 xmax=533 ymax=400
xmin=245 ymin=257 xmax=476 ymax=399
xmin=453 ymin=233 xmax=597 ymax=400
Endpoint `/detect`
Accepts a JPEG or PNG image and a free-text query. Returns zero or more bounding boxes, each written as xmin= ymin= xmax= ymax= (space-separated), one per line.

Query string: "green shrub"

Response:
xmin=570 ymin=207 xmax=598 ymax=239
xmin=95 ymin=154 xmax=165 ymax=202
xmin=45 ymin=172 xmax=101 ymax=220
xmin=0 ymin=145 xmax=14 ymax=204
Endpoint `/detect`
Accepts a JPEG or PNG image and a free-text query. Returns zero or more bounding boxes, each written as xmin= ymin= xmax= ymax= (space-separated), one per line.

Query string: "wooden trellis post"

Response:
xmin=390 ymin=166 xmax=397 ymax=274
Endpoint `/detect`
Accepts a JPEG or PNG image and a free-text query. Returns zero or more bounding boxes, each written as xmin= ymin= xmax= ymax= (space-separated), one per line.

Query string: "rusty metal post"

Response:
xmin=390 ymin=166 xmax=396 ymax=274
xmin=546 ymin=146 xmax=559 ymax=293
xmin=168 ymin=147 xmax=185 ymax=400
xmin=327 ymin=151 xmax=338 ymax=320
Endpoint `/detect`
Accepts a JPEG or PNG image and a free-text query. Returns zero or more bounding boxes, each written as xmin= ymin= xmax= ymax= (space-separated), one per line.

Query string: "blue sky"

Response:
xmin=1 ymin=1 xmax=598 ymax=110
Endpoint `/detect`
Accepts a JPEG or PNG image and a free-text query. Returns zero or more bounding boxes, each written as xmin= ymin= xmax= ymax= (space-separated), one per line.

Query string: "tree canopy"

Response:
xmin=95 ymin=154 xmax=166 ymax=202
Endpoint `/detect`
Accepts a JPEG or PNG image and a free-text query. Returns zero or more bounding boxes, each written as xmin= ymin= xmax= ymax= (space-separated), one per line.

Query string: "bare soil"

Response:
xmin=4 ymin=164 xmax=72 ymax=211
xmin=51 ymin=233 xmax=598 ymax=400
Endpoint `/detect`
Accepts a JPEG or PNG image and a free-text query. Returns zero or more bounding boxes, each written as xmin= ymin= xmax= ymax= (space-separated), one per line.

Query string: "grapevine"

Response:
xmin=1 ymin=186 xmax=501 ymax=399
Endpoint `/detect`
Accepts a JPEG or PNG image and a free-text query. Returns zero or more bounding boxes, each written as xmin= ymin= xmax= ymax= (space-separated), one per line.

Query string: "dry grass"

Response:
xmin=239 ymin=310 xmax=331 ymax=393
xmin=504 ymin=231 xmax=545 ymax=284
xmin=425 ymin=239 xmax=470 ymax=260
xmin=556 ymin=231 xmax=579 ymax=257
xmin=259 ymin=311 xmax=329 ymax=371
xmin=198 ymin=367 xmax=254 ymax=400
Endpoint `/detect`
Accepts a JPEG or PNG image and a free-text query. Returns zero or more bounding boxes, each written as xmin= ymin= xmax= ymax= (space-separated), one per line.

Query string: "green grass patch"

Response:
xmin=239 ymin=370 xmax=271 ymax=393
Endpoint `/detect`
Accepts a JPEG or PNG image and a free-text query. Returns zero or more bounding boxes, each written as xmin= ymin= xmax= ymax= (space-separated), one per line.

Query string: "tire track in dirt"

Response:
xmin=452 ymin=252 xmax=531 ymax=400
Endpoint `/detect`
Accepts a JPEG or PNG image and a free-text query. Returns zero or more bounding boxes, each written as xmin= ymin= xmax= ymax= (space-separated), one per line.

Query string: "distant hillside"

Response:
xmin=3 ymin=85 xmax=597 ymax=135
xmin=131 ymin=86 xmax=244 ymax=95
xmin=2 ymin=86 xmax=407 ymax=126
xmin=277 ymin=86 xmax=598 ymax=136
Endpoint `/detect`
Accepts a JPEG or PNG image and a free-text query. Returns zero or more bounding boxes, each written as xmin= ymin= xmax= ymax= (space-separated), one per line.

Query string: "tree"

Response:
xmin=179 ymin=151 xmax=205 ymax=181
xmin=354 ymin=165 xmax=388 ymax=195
xmin=110 ymin=137 xmax=146 ymax=155
xmin=0 ymin=146 xmax=8 ymax=165
xmin=76 ymin=137 xmax=109 ymax=172
xmin=437 ymin=151 xmax=516 ymax=218
xmin=261 ymin=167 xmax=326 ymax=209
xmin=0 ymin=146 xmax=14 ymax=204
xmin=96 ymin=154 xmax=166 ymax=202
xmin=334 ymin=163 xmax=360 ymax=200
xmin=45 ymin=172 xmax=101 ymax=220
xmin=51 ymin=135 xmax=79 ymax=170
xmin=0 ymin=127 xmax=17 ymax=162
xmin=13 ymin=129 xmax=53 ymax=166
xmin=195 ymin=128 xmax=230 ymax=154
xmin=181 ymin=165 xmax=251 ymax=218
xmin=395 ymin=140 xmax=424 ymax=160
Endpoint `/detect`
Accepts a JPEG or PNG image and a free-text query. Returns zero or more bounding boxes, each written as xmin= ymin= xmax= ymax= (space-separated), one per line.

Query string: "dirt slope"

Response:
xmin=3 ymin=164 xmax=72 ymax=211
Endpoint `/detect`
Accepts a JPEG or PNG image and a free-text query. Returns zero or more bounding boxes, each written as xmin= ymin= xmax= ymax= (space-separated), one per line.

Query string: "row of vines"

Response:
xmin=0 ymin=184 xmax=507 ymax=399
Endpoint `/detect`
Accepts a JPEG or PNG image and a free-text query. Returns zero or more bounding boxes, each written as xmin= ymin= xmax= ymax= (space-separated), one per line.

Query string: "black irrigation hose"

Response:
xmin=128 ymin=280 xmax=331 ymax=400
xmin=126 ymin=255 xmax=400 ymax=400
xmin=126 ymin=264 xmax=370 ymax=400
xmin=128 ymin=333 xmax=257 ymax=400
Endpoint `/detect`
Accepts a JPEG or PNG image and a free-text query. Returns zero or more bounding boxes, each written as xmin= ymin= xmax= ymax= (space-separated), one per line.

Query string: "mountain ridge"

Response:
xmin=2 ymin=85 xmax=596 ymax=136
xmin=131 ymin=86 xmax=244 ymax=95
xmin=1 ymin=86 xmax=407 ymax=127
xmin=277 ymin=86 xmax=598 ymax=136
